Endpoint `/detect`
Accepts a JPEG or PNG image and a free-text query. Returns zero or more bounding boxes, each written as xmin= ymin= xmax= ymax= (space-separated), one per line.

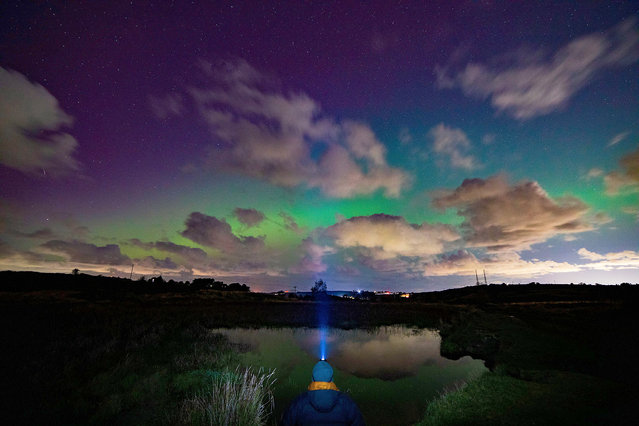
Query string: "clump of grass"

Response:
xmin=177 ymin=366 xmax=276 ymax=426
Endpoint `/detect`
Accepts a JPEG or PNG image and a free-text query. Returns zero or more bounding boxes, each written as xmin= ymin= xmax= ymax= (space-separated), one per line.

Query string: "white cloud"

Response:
xmin=310 ymin=144 xmax=406 ymax=198
xmin=587 ymin=168 xmax=604 ymax=179
xmin=325 ymin=214 xmax=460 ymax=259
xmin=436 ymin=18 xmax=639 ymax=119
xmin=608 ymin=131 xmax=631 ymax=147
xmin=577 ymin=248 xmax=605 ymax=261
xmin=428 ymin=123 xmax=479 ymax=170
xmin=578 ymin=248 xmax=639 ymax=270
xmin=425 ymin=250 xmax=582 ymax=278
xmin=0 ymin=67 xmax=81 ymax=176
xmin=432 ymin=175 xmax=595 ymax=251
xmin=187 ymin=59 xmax=409 ymax=198
xmin=343 ymin=121 xmax=386 ymax=166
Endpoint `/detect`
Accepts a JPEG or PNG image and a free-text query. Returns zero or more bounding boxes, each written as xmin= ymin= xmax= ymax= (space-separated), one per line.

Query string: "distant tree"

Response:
xmin=72 ymin=268 xmax=79 ymax=276
xmin=191 ymin=278 xmax=229 ymax=290
xmin=212 ymin=280 xmax=227 ymax=291
xmin=228 ymin=282 xmax=250 ymax=292
xmin=311 ymin=279 xmax=327 ymax=294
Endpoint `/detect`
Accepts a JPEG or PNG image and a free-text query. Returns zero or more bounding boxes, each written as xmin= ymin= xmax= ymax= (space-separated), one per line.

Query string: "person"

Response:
xmin=280 ymin=360 xmax=365 ymax=425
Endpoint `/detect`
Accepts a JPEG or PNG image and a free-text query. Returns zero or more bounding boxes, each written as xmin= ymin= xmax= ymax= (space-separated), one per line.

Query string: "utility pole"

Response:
xmin=130 ymin=264 xmax=134 ymax=280
xmin=475 ymin=270 xmax=480 ymax=286
xmin=483 ymin=270 xmax=488 ymax=285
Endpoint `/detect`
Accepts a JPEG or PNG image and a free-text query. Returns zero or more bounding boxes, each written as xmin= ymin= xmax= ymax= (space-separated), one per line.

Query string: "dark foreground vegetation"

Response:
xmin=1 ymin=271 xmax=638 ymax=424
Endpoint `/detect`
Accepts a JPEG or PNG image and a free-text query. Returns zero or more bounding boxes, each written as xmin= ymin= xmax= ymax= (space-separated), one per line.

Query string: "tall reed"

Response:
xmin=179 ymin=366 xmax=276 ymax=425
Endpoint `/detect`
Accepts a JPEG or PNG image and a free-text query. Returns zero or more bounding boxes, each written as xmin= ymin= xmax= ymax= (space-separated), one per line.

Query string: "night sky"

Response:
xmin=1 ymin=2 xmax=638 ymax=292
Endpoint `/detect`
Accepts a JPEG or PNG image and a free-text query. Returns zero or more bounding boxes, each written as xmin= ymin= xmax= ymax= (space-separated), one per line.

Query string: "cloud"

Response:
xmin=0 ymin=67 xmax=81 ymax=176
xmin=586 ymin=168 xmax=604 ymax=179
xmin=289 ymin=213 xmax=460 ymax=277
xmin=436 ymin=18 xmax=639 ymax=119
xmin=608 ymin=131 xmax=631 ymax=147
xmin=621 ymin=206 xmax=639 ymax=220
xmin=398 ymin=128 xmax=413 ymax=145
xmin=233 ymin=207 xmax=265 ymax=227
xmin=425 ymin=249 xmax=581 ymax=278
xmin=578 ymin=248 xmax=639 ymax=270
xmin=325 ymin=214 xmax=460 ymax=259
xmin=428 ymin=123 xmax=479 ymax=170
xmin=289 ymin=237 xmax=335 ymax=274
xmin=310 ymin=144 xmax=407 ymax=198
xmin=148 ymin=93 xmax=185 ymax=118
xmin=181 ymin=212 xmax=265 ymax=253
xmin=136 ymin=255 xmax=179 ymax=270
xmin=343 ymin=121 xmax=386 ymax=167
xmin=279 ymin=212 xmax=304 ymax=234
xmin=353 ymin=249 xmax=418 ymax=275
xmin=432 ymin=175 xmax=594 ymax=251
xmin=11 ymin=228 xmax=56 ymax=240
xmin=482 ymin=134 xmax=496 ymax=145
xmin=187 ymin=59 xmax=408 ymax=198
xmin=603 ymin=145 xmax=639 ymax=194
xmin=129 ymin=239 xmax=208 ymax=265
xmin=329 ymin=328 xmax=449 ymax=380
xmin=0 ymin=240 xmax=14 ymax=259
xmin=39 ymin=240 xmax=130 ymax=265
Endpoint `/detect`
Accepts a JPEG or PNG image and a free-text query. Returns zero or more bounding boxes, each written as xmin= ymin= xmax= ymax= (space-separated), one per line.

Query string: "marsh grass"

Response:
xmin=176 ymin=367 xmax=276 ymax=425
xmin=0 ymin=305 xmax=276 ymax=425
xmin=419 ymin=370 xmax=632 ymax=425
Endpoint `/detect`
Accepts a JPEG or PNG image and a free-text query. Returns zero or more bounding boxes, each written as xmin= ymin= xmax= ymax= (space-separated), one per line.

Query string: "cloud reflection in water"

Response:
xmin=215 ymin=326 xmax=459 ymax=381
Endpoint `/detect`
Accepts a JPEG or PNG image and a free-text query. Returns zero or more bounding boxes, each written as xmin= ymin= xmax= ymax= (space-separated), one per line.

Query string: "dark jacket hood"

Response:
xmin=308 ymin=389 xmax=340 ymax=413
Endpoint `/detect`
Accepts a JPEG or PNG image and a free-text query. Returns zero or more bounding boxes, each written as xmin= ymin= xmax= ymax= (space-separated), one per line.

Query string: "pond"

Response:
xmin=213 ymin=326 xmax=487 ymax=425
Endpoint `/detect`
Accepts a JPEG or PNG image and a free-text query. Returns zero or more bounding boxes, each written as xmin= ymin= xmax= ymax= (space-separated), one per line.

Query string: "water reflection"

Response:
xmin=215 ymin=327 xmax=478 ymax=380
xmin=328 ymin=327 xmax=448 ymax=380
xmin=212 ymin=326 xmax=487 ymax=425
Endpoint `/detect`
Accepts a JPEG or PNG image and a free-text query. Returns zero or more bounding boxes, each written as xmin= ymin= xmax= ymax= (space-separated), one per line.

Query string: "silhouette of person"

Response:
xmin=280 ymin=360 xmax=365 ymax=425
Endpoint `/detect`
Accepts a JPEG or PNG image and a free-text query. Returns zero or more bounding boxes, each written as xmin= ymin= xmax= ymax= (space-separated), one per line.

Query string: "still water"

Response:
xmin=212 ymin=326 xmax=487 ymax=425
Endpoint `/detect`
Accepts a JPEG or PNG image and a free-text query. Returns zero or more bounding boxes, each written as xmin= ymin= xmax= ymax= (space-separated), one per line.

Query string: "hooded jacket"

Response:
xmin=279 ymin=382 xmax=365 ymax=425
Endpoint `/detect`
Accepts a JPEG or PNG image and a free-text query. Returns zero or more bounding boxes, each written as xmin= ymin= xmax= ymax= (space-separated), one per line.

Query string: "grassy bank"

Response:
xmin=0 ymin=304 xmax=276 ymax=425
xmin=421 ymin=303 xmax=639 ymax=424
xmin=419 ymin=370 xmax=629 ymax=426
